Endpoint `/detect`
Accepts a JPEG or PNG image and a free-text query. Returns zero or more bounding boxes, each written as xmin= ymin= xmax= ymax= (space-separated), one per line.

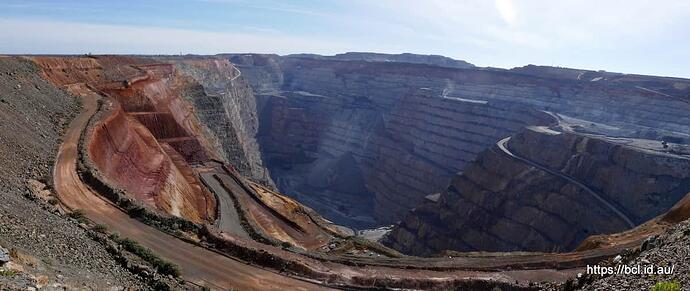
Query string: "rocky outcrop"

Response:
xmin=383 ymin=128 xmax=690 ymax=255
xmin=574 ymin=219 xmax=690 ymax=290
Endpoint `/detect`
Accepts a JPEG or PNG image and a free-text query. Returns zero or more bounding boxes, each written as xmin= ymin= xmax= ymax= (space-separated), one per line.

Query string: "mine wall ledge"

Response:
xmin=204 ymin=166 xmax=631 ymax=274
xmin=75 ymin=88 xmax=201 ymax=236
xmin=200 ymin=226 xmax=541 ymax=291
xmin=212 ymin=165 xmax=405 ymax=259
xmin=200 ymin=171 xmax=282 ymax=246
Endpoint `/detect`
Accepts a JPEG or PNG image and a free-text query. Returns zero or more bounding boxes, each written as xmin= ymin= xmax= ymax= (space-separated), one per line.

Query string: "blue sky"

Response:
xmin=1 ymin=0 xmax=689 ymax=78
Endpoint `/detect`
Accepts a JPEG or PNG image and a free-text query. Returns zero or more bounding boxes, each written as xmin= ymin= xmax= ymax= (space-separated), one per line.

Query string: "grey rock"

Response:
xmin=0 ymin=245 xmax=10 ymax=264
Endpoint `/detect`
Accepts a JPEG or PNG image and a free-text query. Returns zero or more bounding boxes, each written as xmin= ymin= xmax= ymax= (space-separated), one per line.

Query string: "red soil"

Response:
xmin=32 ymin=56 xmax=217 ymax=223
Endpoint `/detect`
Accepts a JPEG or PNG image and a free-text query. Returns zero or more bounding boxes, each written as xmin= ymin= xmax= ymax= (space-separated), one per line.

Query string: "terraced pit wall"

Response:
xmin=230 ymin=55 xmax=690 ymax=229
xmin=32 ymin=56 xmax=218 ymax=223
xmin=228 ymin=56 xmax=562 ymax=226
xmin=164 ymin=58 xmax=273 ymax=186
xmin=383 ymin=128 xmax=690 ymax=255
xmin=509 ymin=129 xmax=690 ymax=224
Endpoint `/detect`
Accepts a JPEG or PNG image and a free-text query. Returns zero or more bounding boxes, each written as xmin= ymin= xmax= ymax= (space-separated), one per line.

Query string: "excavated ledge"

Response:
xmin=75 ymin=88 xmax=201 ymax=235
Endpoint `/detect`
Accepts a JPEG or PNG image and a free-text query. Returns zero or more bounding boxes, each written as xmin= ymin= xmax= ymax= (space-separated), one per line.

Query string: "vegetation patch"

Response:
xmin=109 ymin=233 xmax=181 ymax=278
xmin=67 ymin=209 xmax=88 ymax=224
xmin=0 ymin=269 xmax=19 ymax=277
xmin=653 ymin=281 xmax=681 ymax=291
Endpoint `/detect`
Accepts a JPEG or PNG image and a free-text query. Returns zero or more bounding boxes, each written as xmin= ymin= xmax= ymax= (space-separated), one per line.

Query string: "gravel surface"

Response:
xmin=575 ymin=219 xmax=690 ymax=290
xmin=0 ymin=57 xmax=145 ymax=289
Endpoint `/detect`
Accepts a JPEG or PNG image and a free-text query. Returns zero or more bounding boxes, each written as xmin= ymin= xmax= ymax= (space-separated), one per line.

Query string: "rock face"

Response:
xmin=166 ymin=58 xmax=273 ymax=186
xmin=33 ymin=57 xmax=217 ymax=223
xmin=0 ymin=245 xmax=9 ymax=265
xmin=230 ymin=54 xmax=690 ymax=230
xmin=510 ymin=129 xmax=690 ymax=224
xmin=234 ymin=55 xmax=553 ymax=227
xmin=382 ymin=128 xmax=690 ymax=255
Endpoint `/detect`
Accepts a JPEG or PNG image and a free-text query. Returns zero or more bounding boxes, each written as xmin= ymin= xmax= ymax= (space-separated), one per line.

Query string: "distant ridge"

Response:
xmin=286 ymin=52 xmax=475 ymax=69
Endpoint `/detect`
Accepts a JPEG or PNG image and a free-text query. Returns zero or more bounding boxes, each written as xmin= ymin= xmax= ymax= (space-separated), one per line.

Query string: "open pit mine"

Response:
xmin=1 ymin=53 xmax=690 ymax=290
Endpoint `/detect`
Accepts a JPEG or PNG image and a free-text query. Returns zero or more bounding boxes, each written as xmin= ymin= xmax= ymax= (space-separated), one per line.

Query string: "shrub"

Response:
xmin=68 ymin=209 xmax=88 ymax=223
xmin=653 ymin=281 xmax=681 ymax=291
xmin=0 ymin=269 xmax=18 ymax=277
xmin=115 ymin=237 xmax=181 ymax=277
xmin=93 ymin=224 xmax=108 ymax=233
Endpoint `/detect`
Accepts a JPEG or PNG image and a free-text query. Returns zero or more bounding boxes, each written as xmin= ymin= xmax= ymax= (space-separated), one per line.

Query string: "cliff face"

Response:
xmin=383 ymin=128 xmax=690 ymax=256
xmin=167 ymin=58 xmax=273 ymax=186
xmin=89 ymin=104 xmax=207 ymax=221
xmin=244 ymin=56 xmax=552 ymax=227
xmin=509 ymin=128 xmax=690 ymax=224
xmin=442 ymin=83 xmax=690 ymax=136
xmin=229 ymin=54 xmax=690 ymax=229
xmin=227 ymin=54 xmax=284 ymax=95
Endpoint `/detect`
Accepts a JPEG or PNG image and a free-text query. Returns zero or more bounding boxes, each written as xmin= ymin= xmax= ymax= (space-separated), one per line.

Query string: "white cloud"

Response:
xmin=1 ymin=1 xmax=689 ymax=77
xmin=0 ymin=19 xmax=359 ymax=55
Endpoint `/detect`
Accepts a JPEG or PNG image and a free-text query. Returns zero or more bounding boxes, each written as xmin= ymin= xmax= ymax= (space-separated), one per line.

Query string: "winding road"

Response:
xmin=200 ymin=172 xmax=250 ymax=239
xmin=497 ymin=136 xmax=635 ymax=228
xmin=52 ymin=84 xmax=327 ymax=290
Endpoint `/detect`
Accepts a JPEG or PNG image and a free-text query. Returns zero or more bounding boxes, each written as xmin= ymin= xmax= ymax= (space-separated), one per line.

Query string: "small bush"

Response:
xmin=653 ymin=281 xmax=681 ymax=291
xmin=0 ymin=269 xmax=18 ymax=277
xmin=92 ymin=224 xmax=108 ymax=233
xmin=116 ymin=237 xmax=181 ymax=277
xmin=68 ymin=209 xmax=87 ymax=223
xmin=108 ymin=232 xmax=120 ymax=241
xmin=280 ymin=241 xmax=292 ymax=249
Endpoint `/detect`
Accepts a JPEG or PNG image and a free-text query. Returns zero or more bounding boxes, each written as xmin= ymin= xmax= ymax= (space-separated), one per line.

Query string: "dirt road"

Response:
xmin=52 ymin=84 xmax=328 ymax=290
xmin=497 ymin=136 xmax=635 ymax=228
xmin=200 ymin=172 xmax=250 ymax=239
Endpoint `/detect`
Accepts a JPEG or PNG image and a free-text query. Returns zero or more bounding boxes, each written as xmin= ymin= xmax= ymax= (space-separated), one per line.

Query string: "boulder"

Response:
xmin=0 ymin=245 xmax=10 ymax=264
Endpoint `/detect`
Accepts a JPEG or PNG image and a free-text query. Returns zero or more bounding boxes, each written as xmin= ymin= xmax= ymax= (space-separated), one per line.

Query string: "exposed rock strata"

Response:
xmin=510 ymin=128 xmax=690 ymax=224
xmin=168 ymin=58 xmax=273 ymax=185
xmin=383 ymin=128 xmax=690 ymax=255
xmin=32 ymin=57 xmax=217 ymax=223
xmin=232 ymin=54 xmax=690 ymax=230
